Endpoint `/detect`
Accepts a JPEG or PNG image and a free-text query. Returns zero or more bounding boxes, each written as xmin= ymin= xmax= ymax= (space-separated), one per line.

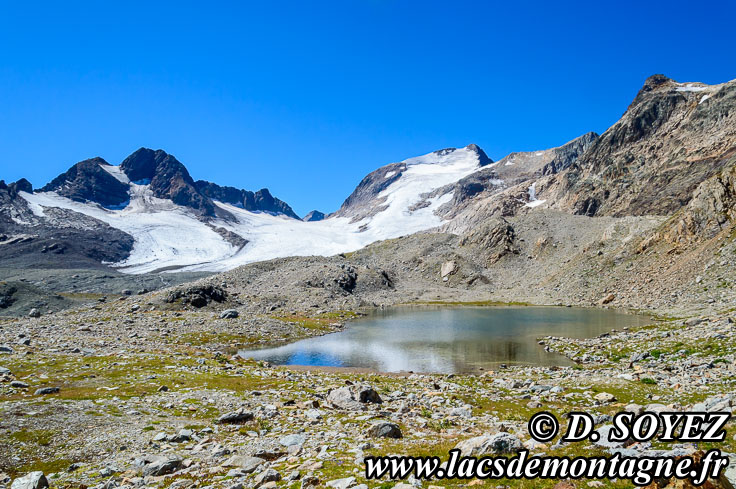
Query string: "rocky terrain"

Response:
xmin=1 ymin=74 xmax=736 ymax=488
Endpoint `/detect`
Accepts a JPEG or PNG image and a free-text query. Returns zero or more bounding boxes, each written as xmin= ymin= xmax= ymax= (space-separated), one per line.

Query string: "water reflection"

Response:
xmin=240 ymin=306 xmax=650 ymax=373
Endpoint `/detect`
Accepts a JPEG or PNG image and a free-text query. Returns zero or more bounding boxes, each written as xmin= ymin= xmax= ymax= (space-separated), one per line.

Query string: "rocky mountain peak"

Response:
xmin=465 ymin=143 xmax=493 ymax=167
xmin=243 ymin=188 xmax=300 ymax=219
xmin=303 ymin=210 xmax=325 ymax=222
xmin=40 ymin=157 xmax=130 ymax=207
xmin=119 ymin=148 xmax=159 ymax=183
xmin=118 ymin=148 xmax=217 ymax=216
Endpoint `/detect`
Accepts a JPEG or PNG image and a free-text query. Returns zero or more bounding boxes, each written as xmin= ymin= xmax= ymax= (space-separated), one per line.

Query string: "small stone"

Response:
xmin=593 ymin=392 xmax=616 ymax=403
xmin=599 ymin=293 xmax=615 ymax=305
xmin=301 ymin=475 xmax=320 ymax=489
xmin=28 ymin=308 xmax=41 ymax=318
xmin=220 ymin=309 xmax=239 ymax=319
xmin=10 ymin=381 xmax=29 ymax=388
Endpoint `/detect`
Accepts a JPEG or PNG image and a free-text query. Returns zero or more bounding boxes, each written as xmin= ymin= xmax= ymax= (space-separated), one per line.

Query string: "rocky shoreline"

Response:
xmin=1 ymin=293 xmax=735 ymax=489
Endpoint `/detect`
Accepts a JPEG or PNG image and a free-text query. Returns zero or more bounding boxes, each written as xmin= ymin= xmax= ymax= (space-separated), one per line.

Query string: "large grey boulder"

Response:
xmin=34 ymin=387 xmax=60 ymax=396
xmin=216 ymin=409 xmax=253 ymax=424
xmin=366 ymin=422 xmax=402 ymax=439
xmin=455 ymin=432 xmax=522 ymax=456
xmin=219 ymin=309 xmax=239 ymax=319
xmin=327 ymin=385 xmax=382 ymax=410
xmin=222 ymin=455 xmax=265 ymax=473
xmin=11 ymin=472 xmax=48 ymax=489
xmin=254 ymin=468 xmax=281 ymax=486
xmin=142 ymin=453 xmax=183 ymax=476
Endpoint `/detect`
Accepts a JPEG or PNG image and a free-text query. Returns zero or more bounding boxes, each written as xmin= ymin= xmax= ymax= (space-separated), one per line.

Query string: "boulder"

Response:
xmin=34 ymin=387 xmax=60 ymax=396
xmin=254 ymin=468 xmax=281 ymax=486
xmin=593 ymin=392 xmax=616 ymax=403
xmin=222 ymin=456 xmax=265 ymax=473
xmin=142 ymin=454 xmax=182 ymax=476
xmin=326 ymin=477 xmax=356 ymax=489
xmin=454 ymin=432 xmax=522 ymax=456
xmin=366 ymin=421 xmax=402 ymax=439
xmin=219 ymin=309 xmax=239 ymax=319
xmin=11 ymin=472 xmax=48 ymax=489
xmin=327 ymin=385 xmax=382 ymax=410
xmin=216 ymin=409 xmax=254 ymax=425
xmin=279 ymin=433 xmax=306 ymax=447
xmin=440 ymin=261 xmax=457 ymax=278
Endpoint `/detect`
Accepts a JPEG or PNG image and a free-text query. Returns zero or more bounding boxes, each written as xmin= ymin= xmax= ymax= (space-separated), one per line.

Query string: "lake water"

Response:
xmin=239 ymin=306 xmax=651 ymax=373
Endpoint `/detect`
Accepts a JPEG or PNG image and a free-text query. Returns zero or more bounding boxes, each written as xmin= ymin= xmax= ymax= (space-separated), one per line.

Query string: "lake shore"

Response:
xmin=1 ymin=294 xmax=734 ymax=489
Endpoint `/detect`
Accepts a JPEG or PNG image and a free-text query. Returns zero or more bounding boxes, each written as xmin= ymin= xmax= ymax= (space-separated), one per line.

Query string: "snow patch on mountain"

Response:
xmin=18 ymin=145 xmax=492 ymax=273
xmin=99 ymin=164 xmax=131 ymax=184
xmin=21 ymin=187 xmax=236 ymax=273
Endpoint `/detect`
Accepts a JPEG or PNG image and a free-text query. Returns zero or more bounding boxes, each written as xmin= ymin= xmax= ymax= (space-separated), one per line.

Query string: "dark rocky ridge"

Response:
xmin=41 ymin=158 xmax=130 ymax=207
xmin=194 ymin=181 xmax=299 ymax=219
xmin=8 ymin=147 xmax=300 ymax=220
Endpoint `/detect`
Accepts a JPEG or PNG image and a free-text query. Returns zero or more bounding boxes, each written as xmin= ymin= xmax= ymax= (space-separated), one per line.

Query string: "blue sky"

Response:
xmin=1 ymin=1 xmax=734 ymax=216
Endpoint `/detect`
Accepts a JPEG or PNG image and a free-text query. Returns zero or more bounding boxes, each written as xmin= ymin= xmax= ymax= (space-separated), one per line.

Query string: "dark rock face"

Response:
xmin=541 ymin=132 xmax=598 ymax=176
xmin=41 ymin=158 xmax=129 ymax=207
xmin=121 ymin=148 xmax=216 ymax=216
xmin=194 ymin=181 xmax=245 ymax=206
xmin=4 ymin=178 xmax=33 ymax=197
xmin=243 ymin=188 xmax=299 ymax=219
xmin=550 ymin=76 xmax=736 ymax=217
xmin=334 ymin=161 xmax=405 ymax=221
xmin=195 ymin=180 xmax=300 ymax=219
xmin=665 ymin=161 xmax=736 ymax=243
xmin=302 ymin=210 xmax=325 ymax=222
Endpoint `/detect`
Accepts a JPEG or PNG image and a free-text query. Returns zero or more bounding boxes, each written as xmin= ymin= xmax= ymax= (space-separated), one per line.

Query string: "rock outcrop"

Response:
xmin=194 ymin=181 xmax=299 ymax=219
xmin=121 ymin=148 xmax=217 ymax=216
xmin=547 ymin=75 xmax=736 ymax=217
xmin=41 ymin=158 xmax=130 ymax=207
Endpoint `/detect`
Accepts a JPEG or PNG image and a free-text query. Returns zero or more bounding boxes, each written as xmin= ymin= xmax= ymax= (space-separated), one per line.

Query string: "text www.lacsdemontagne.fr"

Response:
xmin=364 ymin=449 xmax=729 ymax=486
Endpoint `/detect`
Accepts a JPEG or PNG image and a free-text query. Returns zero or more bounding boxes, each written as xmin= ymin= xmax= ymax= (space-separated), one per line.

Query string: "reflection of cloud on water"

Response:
xmin=244 ymin=334 xmax=456 ymax=373
xmin=240 ymin=307 xmax=650 ymax=374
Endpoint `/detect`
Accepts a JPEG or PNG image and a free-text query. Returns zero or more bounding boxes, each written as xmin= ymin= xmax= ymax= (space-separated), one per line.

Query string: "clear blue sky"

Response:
xmin=1 ymin=1 xmax=734 ymax=216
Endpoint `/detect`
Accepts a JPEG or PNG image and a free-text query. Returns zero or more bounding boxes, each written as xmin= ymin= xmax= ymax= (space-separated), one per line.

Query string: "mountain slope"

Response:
xmin=545 ymin=75 xmax=736 ymax=217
